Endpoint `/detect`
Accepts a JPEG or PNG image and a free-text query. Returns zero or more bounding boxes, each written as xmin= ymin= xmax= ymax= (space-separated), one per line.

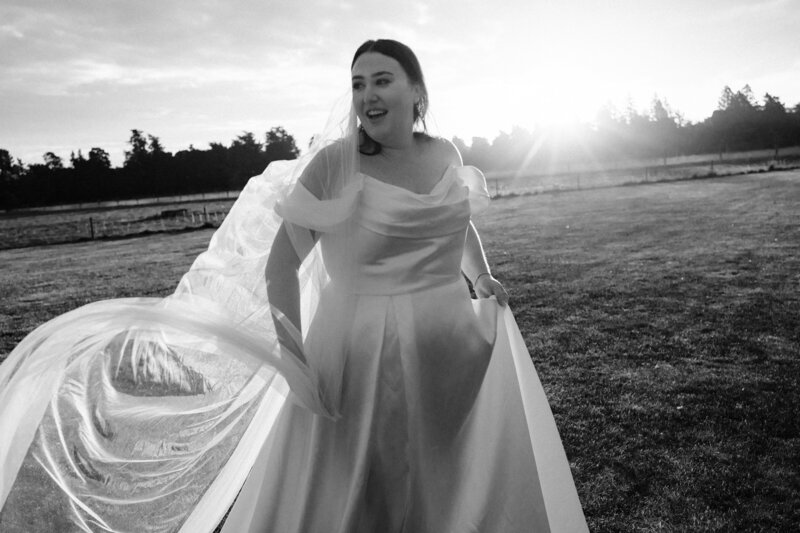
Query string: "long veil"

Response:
xmin=0 ymin=93 xmax=359 ymax=533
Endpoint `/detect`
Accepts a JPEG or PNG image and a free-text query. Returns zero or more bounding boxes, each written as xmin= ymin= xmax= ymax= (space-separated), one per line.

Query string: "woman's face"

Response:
xmin=351 ymin=52 xmax=420 ymax=147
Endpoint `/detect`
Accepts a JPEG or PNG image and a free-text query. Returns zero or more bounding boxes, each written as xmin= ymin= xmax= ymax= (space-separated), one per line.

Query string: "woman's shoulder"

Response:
xmin=299 ymin=140 xmax=355 ymax=199
xmin=415 ymin=134 xmax=464 ymax=167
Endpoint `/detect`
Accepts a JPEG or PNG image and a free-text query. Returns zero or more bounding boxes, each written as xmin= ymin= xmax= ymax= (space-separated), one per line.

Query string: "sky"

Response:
xmin=1 ymin=0 xmax=799 ymax=166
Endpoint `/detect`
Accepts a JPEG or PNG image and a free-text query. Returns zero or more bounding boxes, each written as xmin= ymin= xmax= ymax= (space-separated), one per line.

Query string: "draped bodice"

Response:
xmin=317 ymin=168 xmax=467 ymax=295
xmin=310 ymin=166 xmax=489 ymax=295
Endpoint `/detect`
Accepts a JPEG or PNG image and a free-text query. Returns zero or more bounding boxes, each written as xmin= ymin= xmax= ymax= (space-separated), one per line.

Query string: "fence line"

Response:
xmin=485 ymin=151 xmax=800 ymax=197
xmin=1 ymin=190 xmax=241 ymax=216
xmin=0 ymin=206 xmax=233 ymax=250
xmin=83 ymin=208 xmax=229 ymax=241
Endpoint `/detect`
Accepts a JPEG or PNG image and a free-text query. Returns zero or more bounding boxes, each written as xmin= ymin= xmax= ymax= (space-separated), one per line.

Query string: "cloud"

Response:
xmin=0 ymin=0 xmax=436 ymax=163
xmin=2 ymin=0 xmax=800 ymax=166
xmin=0 ymin=0 xmax=443 ymax=99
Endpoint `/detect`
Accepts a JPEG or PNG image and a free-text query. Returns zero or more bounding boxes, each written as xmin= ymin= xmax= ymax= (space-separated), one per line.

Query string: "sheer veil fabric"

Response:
xmin=0 ymin=91 xmax=588 ymax=532
xmin=0 ymin=95 xmax=355 ymax=532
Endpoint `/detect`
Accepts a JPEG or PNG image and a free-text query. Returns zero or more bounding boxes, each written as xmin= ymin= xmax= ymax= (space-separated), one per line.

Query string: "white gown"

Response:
xmin=0 ymin=162 xmax=587 ymax=532
xmin=222 ymin=165 xmax=589 ymax=532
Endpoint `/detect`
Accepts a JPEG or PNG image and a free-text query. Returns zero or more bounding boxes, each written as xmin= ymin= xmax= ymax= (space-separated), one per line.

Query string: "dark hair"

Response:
xmin=351 ymin=39 xmax=429 ymax=155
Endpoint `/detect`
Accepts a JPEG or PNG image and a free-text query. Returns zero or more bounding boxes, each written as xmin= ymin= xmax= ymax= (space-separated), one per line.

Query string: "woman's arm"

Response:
xmin=264 ymin=146 xmax=334 ymax=362
xmin=265 ymin=223 xmax=311 ymax=363
xmin=462 ymin=221 xmax=509 ymax=306
xmin=440 ymin=137 xmax=508 ymax=306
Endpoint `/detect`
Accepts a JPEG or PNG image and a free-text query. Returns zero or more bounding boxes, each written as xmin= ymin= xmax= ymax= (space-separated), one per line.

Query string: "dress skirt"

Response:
xmin=222 ymin=282 xmax=587 ymax=533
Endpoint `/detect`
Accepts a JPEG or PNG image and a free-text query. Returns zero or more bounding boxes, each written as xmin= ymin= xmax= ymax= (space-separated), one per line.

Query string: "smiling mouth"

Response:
xmin=366 ymin=109 xmax=387 ymax=120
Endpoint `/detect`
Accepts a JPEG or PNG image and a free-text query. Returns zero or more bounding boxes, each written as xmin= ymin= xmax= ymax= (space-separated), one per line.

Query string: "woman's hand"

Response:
xmin=474 ymin=274 xmax=509 ymax=307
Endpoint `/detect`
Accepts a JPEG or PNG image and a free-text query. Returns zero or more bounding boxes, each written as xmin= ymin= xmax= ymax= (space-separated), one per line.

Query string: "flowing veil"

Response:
xmin=0 ymin=93 xmax=360 ymax=533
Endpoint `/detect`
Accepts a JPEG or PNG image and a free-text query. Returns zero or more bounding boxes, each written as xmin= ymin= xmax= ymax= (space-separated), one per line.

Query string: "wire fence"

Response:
xmin=86 ymin=207 xmax=228 ymax=238
xmin=0 ymin=203 xmax=232 ymax=250
xmin=485 ymin=148 xmax=800 ymax=196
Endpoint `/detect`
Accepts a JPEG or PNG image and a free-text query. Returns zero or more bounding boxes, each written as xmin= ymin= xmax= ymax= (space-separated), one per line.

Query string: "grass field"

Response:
xmin=1 ymin=170 xmax=798 ymax=531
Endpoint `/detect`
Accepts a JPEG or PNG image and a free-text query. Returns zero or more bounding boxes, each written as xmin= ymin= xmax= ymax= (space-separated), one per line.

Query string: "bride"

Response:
xmin=0 ymin=39 xmax=588 ymax=533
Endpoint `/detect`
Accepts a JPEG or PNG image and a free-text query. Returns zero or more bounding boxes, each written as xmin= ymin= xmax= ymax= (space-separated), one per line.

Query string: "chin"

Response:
xmin=362 ymin=124 xmax=391 ymax=143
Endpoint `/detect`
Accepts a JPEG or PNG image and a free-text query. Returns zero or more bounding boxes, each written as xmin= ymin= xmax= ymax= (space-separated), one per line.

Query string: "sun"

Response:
xmin=437 ymin=46 xmax=622 ymax=143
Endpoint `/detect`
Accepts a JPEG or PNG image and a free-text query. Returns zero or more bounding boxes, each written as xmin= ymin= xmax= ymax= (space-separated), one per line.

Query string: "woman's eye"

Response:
xmin=352 ymin=82 xmax=364 ymax=91
xmin=376 ymin=78 xmax=390 ymax=86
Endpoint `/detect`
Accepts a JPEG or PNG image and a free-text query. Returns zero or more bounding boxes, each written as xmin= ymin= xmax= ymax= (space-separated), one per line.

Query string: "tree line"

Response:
xmin=0 ymin=127 xmax=300 ymax=209
xmin=456 ymin=86 xmax=800 ymax=174
xmin=2 ymin=86 xmax=800 ymax=210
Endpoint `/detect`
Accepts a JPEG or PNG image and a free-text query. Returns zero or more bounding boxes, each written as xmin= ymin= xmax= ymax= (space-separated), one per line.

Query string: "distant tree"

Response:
xmin=709 ymin=84 xmax=762 ymax=153
xmin=88 ymin=147 xmax=111 ymax=169
xmin=202 ymin=142 xmax=234 ymax=191
xmin=264 ymin=126 xmax=300 ymax=162
xmin=760 ymin=93 xmax=792 ymax=153
xmin=148 ymin=135 xmax=166 ymax=154
xmin=718 ymin=85 xmax=757 ymax=114
xmin=124 ymin=129 xmax=149 ymax=168
xmin=718 ymin=86 xmax=736 ymax=110
xmin=43 ymin=152 xmax=63 ymax=170
xmin=122 ymin=130 xmax=175 ymax=196
xmin=622 ymin=106 xmax=651 ymax=159
xmin=70 ymin=150 xmax=86 ymax=168
xmin=464 ymin=137 xmax=491 ymax=170
xmin=0 ymin=149 xmax=21 ymax=179
xmin=70 ymin=148 xmax=112 ymax=201
xmin=0 ymin=149 xmax=24 ymax=208
xmin=488 ymin=131 xmax=512 ymax=170
xmin=229 ymin=131 xmax=265 ymax=188
xmin=739 ymin=84 xmax=756 ymax=108
xmin=649 ymin=96 xmax=681 ymax=162
xmin=231 ymin=132 xmax=262 ymax=156
xmin=650 ymin=97 xmax=670 ymax=122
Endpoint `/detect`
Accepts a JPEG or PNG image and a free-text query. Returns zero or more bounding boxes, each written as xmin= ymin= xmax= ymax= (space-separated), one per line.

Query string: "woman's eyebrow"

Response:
xmin=351 ymin=71 xmax=395 ymax=81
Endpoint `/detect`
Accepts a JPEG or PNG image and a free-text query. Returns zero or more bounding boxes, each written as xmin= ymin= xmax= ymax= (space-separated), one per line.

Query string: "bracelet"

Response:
xmin=474 ymin=272 xmax=492 ymax=285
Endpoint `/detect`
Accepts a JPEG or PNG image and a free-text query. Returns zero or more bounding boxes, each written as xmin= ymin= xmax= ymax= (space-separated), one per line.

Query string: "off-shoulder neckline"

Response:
xmin=358 ymin=164 xmax=454 ymax=196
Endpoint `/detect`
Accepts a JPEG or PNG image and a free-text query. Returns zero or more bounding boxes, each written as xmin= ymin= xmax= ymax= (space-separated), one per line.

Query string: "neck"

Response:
xmin=380 ymin=131 xmax=417 ymax=158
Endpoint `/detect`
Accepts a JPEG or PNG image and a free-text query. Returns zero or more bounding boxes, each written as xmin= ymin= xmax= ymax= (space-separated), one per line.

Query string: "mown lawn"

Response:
xmin=1 ymin=170 xmax=798 ymax=531
xmin=483 ymin=170 xmax=800 ymax=531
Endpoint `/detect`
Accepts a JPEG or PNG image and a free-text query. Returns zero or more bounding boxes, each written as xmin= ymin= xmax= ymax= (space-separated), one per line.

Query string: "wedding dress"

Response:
xmin=0 ymin=100 xmax=588 ymax=532
xmin=222 ymin=164 xmax=588 ymax=532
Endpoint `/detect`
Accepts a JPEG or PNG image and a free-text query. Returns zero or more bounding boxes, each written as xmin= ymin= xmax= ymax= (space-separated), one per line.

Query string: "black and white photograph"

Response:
xmin=1 ymin=1 xmax=798 ymax=532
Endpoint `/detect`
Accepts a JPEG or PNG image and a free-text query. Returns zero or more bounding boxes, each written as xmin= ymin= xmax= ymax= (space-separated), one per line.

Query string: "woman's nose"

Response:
xmin=364 ymin=85 xmax=377 ymax=102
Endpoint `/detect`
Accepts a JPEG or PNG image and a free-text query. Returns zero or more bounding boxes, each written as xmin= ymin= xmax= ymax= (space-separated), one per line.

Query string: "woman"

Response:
xmin=221 ymin=39 xmax=588 ymax=532
xmin=0 ymin=40 xmax=587 ymax=533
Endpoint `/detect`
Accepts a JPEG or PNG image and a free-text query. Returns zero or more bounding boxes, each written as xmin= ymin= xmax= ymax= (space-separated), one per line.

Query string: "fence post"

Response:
xmin=204 ymin=206 xmax=208 ymax=223
xmin=89 ymin=217 xmax=95 ymax=239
